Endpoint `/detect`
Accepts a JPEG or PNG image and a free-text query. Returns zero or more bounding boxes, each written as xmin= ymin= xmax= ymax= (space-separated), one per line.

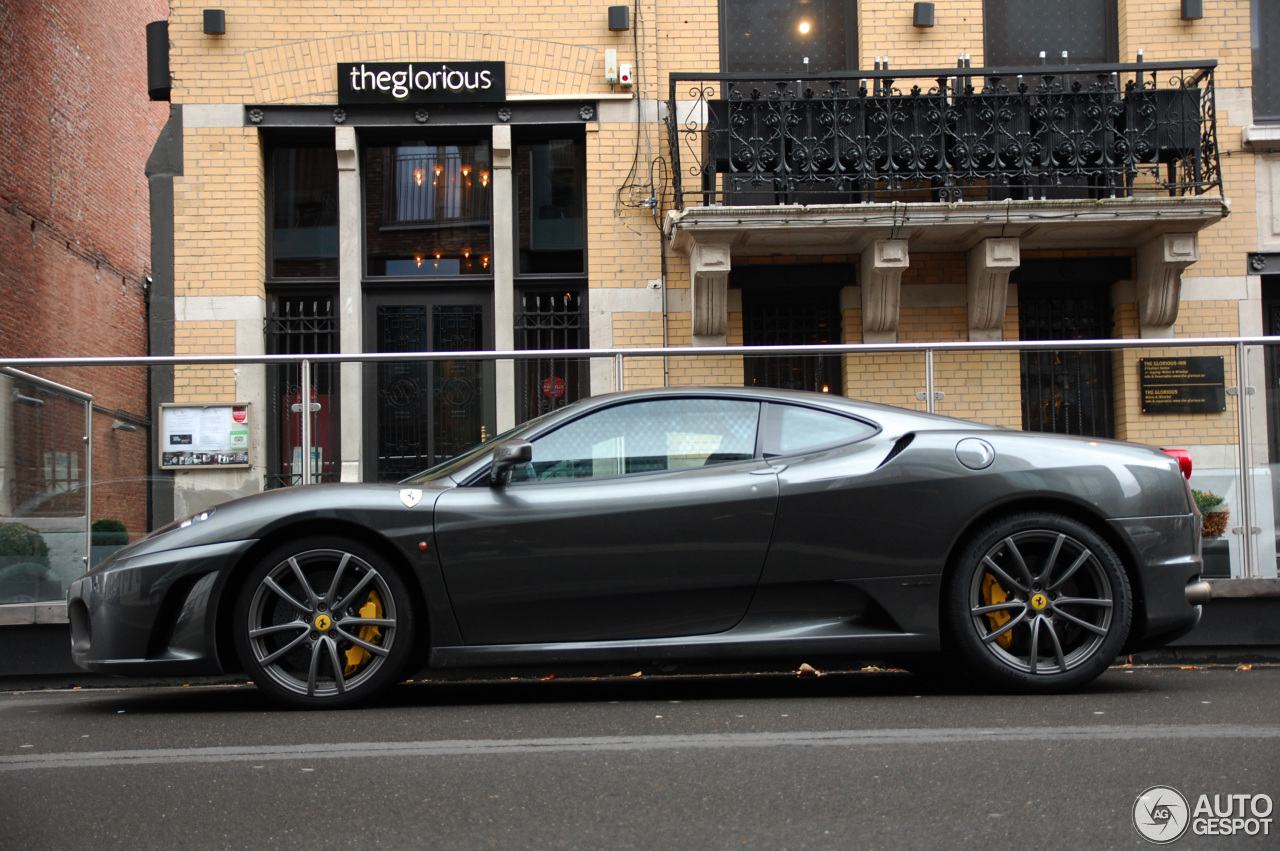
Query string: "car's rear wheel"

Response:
xmin=943 ymin=513 xmax=1132 ymax=692
xmin=233 ymin=537 xmax=415 ymax=709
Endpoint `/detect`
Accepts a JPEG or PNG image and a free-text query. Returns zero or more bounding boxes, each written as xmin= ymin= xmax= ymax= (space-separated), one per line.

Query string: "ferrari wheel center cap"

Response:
xmin=1030 ymin=593 xmax=1049 ymax=611
xmin=313 ymin=613 xmax=333 ymax=631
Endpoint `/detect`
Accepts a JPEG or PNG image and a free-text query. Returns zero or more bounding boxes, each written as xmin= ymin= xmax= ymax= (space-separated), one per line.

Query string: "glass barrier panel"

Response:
xmin=0 ymin=369 xmax=90 ymax=604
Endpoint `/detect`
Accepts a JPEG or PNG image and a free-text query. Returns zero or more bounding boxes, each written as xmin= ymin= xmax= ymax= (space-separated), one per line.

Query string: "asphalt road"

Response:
xmin=2 ymin=664 xmax=1278 ymax=850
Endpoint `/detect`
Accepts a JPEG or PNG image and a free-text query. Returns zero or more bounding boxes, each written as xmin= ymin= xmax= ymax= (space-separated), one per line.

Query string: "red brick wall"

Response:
xmin=0 ymin=1 xmax=169 ymax=537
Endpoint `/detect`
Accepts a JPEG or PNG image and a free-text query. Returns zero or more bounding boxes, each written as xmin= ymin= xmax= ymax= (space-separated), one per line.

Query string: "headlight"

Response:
xmin=179 ymin=507 xmax=217 ymax=528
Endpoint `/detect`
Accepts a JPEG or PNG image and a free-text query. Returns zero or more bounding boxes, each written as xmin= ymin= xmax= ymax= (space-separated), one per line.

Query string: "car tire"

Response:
xmin=942 ymin=512 xmax=1132 ymax=693
xmin=233 ymin=537 xmax=416 ymax=709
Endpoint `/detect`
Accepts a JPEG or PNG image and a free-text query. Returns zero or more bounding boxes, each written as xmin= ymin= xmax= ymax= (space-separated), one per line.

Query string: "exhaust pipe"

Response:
xmin=1185 ymin=580 xmax=1212 ymax=606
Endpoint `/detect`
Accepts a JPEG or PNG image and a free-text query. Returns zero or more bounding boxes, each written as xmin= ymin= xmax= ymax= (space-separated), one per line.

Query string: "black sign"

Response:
xmin=1139 ymin=357 xmax=1227 ymax=414
xmin=338 ymin=62 xmax=505 ymax=104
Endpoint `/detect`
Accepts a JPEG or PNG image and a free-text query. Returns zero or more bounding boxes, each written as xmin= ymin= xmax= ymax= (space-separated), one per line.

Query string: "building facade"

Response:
xmin=0 ymin=0 xmax=167 ymax=625
xmin=147 ymin=1 xmax=1276 ymax=579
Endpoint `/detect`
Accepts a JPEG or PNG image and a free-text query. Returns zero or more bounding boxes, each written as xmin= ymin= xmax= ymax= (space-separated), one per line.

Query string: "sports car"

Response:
xmin=68 ymin=387 xmax=1208 ymax=708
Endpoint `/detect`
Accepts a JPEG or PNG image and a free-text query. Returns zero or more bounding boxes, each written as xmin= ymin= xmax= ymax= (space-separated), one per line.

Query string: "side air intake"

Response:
xmin=878 ymin=433 xmax=915 ymax=468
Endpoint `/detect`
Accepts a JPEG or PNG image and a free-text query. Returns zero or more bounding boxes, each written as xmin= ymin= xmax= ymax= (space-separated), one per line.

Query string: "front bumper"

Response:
xmin=67 ymin=539 xmax=255 ymax=676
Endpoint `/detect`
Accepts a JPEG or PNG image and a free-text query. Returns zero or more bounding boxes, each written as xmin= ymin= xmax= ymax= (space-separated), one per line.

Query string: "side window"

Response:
xmin=1255 ymin=0 xmax=1280 ymax=124
xmin=511 ymin=399 xmax=760 ymax=483
xmin=767 ymin=405 xmax=877 ymax=456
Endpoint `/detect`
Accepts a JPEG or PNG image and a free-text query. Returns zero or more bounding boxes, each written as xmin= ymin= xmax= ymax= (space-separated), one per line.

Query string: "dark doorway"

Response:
xmin=364 ymin=291 xmax=495 ymax=482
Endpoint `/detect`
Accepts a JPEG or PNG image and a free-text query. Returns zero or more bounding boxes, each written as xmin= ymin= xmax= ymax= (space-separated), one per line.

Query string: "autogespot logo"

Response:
xmin=1134 ymin=786 xmax=1191 ymax=844
xmin=1134 ymin=787 xmax=1275 ymax=843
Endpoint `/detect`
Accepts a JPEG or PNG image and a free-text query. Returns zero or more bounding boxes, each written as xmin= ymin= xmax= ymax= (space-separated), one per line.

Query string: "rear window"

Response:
xmin=767 ymin=405 xmax=878 ymax=456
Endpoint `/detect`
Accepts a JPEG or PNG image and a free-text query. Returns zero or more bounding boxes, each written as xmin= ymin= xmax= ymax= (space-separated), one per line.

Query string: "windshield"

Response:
xmin=399 ymin=411 xmax=555 ymax=485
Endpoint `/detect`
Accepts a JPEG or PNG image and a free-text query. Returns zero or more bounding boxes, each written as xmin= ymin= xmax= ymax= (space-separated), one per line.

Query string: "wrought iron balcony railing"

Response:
xmin=667 ymin=61 xmax=1221 ymax=209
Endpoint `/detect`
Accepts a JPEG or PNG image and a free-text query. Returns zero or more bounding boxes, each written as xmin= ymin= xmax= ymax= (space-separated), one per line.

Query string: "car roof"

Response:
xmin=563 ymin=386 xmax=989 ymax=429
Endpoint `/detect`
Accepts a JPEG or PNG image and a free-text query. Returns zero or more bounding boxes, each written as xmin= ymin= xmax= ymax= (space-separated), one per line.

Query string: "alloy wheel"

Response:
xmin=243 ymin=547 xmax=399 ymax=699
xmin=966 ymin=529 xmax=1116 ymax=676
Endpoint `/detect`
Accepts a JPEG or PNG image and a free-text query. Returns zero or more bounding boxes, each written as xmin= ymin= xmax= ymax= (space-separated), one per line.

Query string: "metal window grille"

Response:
xmin=742 ymin=288 xmax=843 ymax=393
xmin=983 ymin=0 xmax=1118 ymax=67
xmin=1018 ymin=288 xmax=1114 ymax=438
xmin=515 ymin=291 xmax=587 ymax=421
xmin=264 ymin=296 xmax=340 ymax=488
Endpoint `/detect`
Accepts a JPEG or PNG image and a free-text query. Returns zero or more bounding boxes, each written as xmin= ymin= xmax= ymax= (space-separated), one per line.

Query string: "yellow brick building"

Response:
xmin=147 ymin=1 xmax=1279 ymax=577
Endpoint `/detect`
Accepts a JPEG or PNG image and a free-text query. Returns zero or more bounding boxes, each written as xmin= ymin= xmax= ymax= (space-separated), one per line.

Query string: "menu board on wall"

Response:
xmin=159 ymin=403 xmax=251 ymax=469
xmin=1139 ymin=357 xmax=1227 ymax=414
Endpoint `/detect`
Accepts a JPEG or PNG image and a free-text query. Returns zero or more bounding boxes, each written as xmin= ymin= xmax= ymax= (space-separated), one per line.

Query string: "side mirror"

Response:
xmin=489 ymin=439 xmax=533 ymax=486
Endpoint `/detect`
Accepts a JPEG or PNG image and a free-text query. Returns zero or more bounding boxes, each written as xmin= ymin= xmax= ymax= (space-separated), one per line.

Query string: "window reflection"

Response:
xmin=365 ymin=142 xmax=493 ymax=277
xmin=518 ymin=139 xmax=584 ymax=274
xmin=271 ymin=147 xmax=338 ymax=278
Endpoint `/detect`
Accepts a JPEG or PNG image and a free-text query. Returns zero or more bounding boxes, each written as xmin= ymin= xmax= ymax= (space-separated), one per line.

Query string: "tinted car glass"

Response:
xmin=512 ymin=399 xmax=760 ymax=482
xmin=770 ymin=405 xmax=877 ymax=455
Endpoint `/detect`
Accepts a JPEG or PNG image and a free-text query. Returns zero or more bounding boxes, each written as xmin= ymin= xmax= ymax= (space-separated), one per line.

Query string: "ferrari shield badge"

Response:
xmin=399 ymin=488 xmax=423 ymax=508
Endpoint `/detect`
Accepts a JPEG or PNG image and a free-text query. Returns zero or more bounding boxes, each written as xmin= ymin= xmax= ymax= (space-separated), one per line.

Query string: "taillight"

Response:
xmin=1163 ymin=448 xmax=1193 ymax=480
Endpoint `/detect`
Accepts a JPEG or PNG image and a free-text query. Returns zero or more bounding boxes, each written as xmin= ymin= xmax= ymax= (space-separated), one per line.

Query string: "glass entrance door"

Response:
xmin=365 ymin=292 xmax=494 ymax=482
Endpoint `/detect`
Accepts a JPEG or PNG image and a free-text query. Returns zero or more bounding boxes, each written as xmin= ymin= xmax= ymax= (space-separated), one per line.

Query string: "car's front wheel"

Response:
xmin=943 ymin=513 xmax=1132 ymax=692
xmin=233 ymin=537 xmax=415 ymax=709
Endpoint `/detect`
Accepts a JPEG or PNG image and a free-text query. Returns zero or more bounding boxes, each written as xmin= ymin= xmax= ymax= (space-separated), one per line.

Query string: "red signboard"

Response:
xmin=542 ymin=377 xmax=566 ymax=400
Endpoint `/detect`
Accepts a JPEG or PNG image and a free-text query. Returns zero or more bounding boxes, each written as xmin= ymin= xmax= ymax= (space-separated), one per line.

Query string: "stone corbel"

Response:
xmin=492 ymin=123 xmax=512 ymax=170
xmin=1137 ymin=234 xmax=1199 ymax=338
xmin=967 ymin=238 xmax=1020 ymax=341
xmin=691 ymin=242 xmax=730 ymax=338
xmin=335 ymin=125 xmax=357 ymax=171
xmin=861 ymin=239 xmax=909 ymax=344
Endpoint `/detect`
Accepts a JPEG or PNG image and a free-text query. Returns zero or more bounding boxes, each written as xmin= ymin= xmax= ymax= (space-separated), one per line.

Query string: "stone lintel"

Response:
xmin=967 ymin=237 xmax=1020 ymax=342
xmin=691 ymin=242 xmax=730 ymax=337
xmin=1138 ymin=233 xmax=1199 ymax=336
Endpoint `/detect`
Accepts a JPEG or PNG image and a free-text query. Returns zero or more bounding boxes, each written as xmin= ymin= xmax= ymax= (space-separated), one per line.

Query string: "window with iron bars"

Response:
xmin=514 ymin=290 xmax=587 ymax=422
xmin=1017 ymin=272 xmax=1117 ymax=439
xmin=741 ymin=284 xmax=843 ymax=395
xmin=264 ymin=295 xmax=341 ymax=488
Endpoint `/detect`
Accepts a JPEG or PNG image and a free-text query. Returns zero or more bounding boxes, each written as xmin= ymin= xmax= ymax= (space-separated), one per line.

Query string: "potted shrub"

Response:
xmin=0 ymin=522 xmax=49 ymax=559
xmin=1192 ymin=489 xmax=1230 ymax=538
xmin=91 ymin=518 xmax=129 ymax=547
xmin=91 ymin=518 xmax=130 ymax=566
xmin=0 ymin=523 xmax=54 ymax=603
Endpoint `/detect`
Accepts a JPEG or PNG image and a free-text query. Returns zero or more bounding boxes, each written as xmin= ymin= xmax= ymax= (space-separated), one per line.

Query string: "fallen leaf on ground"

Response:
xmin=798 ymin=663 xmax=824 ymax=677
xmin=1237 ymin=664 xmax=1254 ymax=671
xmin=628 ymin=671 xmax=643 ymax=677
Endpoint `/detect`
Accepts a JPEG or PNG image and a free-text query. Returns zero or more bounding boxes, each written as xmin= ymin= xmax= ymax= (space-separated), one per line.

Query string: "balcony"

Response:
xmin=669 ymin=60 xmax=1220 ymax=207
xmin=665 ymin=62 xmax=1227 ymax=260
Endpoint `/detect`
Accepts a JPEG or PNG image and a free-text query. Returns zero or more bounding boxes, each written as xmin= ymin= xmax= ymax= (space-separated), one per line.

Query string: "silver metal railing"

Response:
xmin=2 ymin=335 xmax=1277 ymax=608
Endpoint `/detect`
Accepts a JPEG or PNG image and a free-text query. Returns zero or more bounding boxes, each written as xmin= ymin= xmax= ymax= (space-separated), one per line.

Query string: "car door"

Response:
xmin=432 ymin=397 xmax=779 ymax=644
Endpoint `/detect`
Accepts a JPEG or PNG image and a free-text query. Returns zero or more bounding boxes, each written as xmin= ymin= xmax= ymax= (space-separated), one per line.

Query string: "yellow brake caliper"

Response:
xmin=342 ymin=590 xmax=384 ymax=677
xmin=981 ymin=573 xmax=1014 ymax=649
